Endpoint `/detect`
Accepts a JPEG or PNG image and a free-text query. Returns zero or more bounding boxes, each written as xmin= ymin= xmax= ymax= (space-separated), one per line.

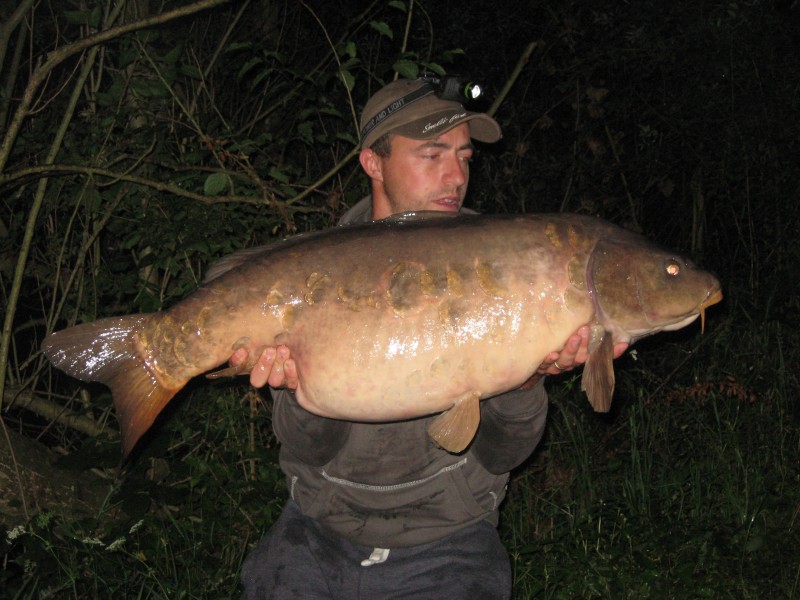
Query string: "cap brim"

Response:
xmin=391 ymin=110 xmax=502 ymax=144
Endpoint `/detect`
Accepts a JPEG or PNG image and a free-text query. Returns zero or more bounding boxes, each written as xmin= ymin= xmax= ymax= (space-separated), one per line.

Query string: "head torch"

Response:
xmin=419 ymin=73 xmax=484 ymax=104
xmin=359 ymin=74 xmax=486 ymax=144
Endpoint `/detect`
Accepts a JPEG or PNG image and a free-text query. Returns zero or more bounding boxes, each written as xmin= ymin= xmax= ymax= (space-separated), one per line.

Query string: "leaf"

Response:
xmin=162 ymin=44 xmax=184 ymax=66
xmin=96 ymin=77 xmax=125 ymax=107
xmin=336 ymin=132 xmax=359 ymax=146
xmin=135 ymin=30 xmax=160 ymax=44
xmin=237 ymin=57 xmax=264 ymax=82
xmin=252 ymin=68 xmax=278 ymax=89
xmin=342 ymin=41 xmax=357 ymax=58
xmin=204 ymin=173 xmax=230 ymax=196
xmin=370 ymin=21 xmax=393 ymax=39
xmin=268 ymin=167 xmax=290 ymax=184
xmin=131 ymin=78 xmax=168 ymax=98
xmin=339 ymin=70 xmax=355 ymax=92
xmin=183 ymin=151 xmax=203 ymax=165
xmin=320 ymin=107 xmax=344 ymax=118
xmin=179 ymin=64 xmax=202 ymax=80
xmin=389 ymin=0 xmax=407 ymax=11
xmin=90 ymin=5 xmax=101 ymax=27
xmin=121 ymin=233 xmax=142 ymax=250
xmin=297 ymin=122 xmax=314 ymax=144
xmin=421 ymin=62 xmax=446 ymax=76
xmin=393 ymin=59 xmax=419 ymax=80
xmin=119 ymin=42 xmax=139 ymax=68
xmin=64 ymin=10 xmax=92 ymax=25
xmin=441 ymin=49 xmax=466 ymax=63
xmin=340 ymin=57 xmax=360 ymax=70
xmin=224 ymin=42 xmax=254 ymax=53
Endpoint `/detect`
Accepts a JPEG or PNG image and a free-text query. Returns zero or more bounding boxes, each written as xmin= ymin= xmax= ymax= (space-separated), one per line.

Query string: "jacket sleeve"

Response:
xmin=270 ymin=388 xmax=351 ymax=466
xmin=470 ymin=379 xmax=549 ymax=475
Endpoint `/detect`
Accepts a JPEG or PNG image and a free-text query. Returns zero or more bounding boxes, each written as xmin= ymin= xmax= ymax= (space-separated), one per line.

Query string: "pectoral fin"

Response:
xmin=427 ymin=391 xmax=481 ymax=453
xmin=580 ymin=332 xmax=615 ymax=412
xmin=206 ymin=363 xmax=250 ymax=379
xmin=206 ymin=346 xmax=267 ymax=379
xmin=206 ymin=365 xmax=243 ymax=379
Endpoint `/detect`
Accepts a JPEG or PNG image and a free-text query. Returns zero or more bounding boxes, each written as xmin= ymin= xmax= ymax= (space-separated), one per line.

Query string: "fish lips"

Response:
xmin=629 ymin=285 xmax=723 ymax=338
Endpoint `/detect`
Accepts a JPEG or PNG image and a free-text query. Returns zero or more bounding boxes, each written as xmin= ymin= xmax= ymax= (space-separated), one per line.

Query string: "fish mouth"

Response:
xmin=633 ymin=286 xmax=723 ymax=337
xmin=698 ymin=288 xmax=723 ymax=333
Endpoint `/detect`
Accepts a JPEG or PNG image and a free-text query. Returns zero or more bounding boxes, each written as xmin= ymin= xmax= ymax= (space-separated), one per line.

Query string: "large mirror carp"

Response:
xmin=42 ymin=212 xmax=722 ymax=456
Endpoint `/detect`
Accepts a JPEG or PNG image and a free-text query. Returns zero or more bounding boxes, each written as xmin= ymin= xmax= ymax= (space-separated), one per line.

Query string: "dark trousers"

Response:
xmin=241 ymin=500 xmax=512 ymax=599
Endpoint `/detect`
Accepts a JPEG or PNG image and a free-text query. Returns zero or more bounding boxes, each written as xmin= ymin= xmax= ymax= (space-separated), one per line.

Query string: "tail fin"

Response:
xmin=42 ymin=316 xmax=184 ymax=456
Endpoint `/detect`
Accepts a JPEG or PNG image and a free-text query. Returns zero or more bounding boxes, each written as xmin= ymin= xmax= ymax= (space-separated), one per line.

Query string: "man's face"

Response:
xmin=364 ymin=123 xmax=474 ymax=220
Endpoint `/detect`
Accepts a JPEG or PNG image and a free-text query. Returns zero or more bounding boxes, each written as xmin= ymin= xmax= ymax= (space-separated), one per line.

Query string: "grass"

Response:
xmin=503 ymin=323 xmax=800 ymax=599
xmin=2 ymin=322 xmax=798 ymax=599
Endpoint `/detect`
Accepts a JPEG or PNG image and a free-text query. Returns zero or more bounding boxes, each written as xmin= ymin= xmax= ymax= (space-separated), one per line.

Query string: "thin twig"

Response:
xmin=604 ymin=123 xmax=641 ymax=230
xmin=299 ymin=0 xmax=359 ymax=139
xmin=0 ymin=164 xmax=283 ymax=207
xmin=488 ymin=41 xmax=538 ymax=118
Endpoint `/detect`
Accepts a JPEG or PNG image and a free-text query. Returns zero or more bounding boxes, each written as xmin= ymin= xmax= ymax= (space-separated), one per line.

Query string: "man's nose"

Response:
xmin=443 ymin=156 xmax=467 ymax=187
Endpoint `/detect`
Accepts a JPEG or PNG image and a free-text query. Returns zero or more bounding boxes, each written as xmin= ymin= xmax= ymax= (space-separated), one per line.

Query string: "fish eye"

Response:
xmin=665 ymin=260 xmax=681 ymax=277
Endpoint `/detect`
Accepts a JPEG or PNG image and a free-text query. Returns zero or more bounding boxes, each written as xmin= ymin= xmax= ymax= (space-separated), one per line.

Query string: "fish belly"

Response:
xmin=278 ymin=279 xmax=591 ymax=422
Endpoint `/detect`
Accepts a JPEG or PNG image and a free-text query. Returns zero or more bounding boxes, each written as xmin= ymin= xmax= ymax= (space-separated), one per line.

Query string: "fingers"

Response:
xmin=249 ymin=347 xmax=275 ymax=388
xmin=283 ymin=357 xmax=299 ymax=390
xmin=249 ymin=345 xmax=299 ymax=390
xmin=537 ymin=326 xmax=589 ymax=376
xmin=229 ymin=346 xmax=248 ymax=368
xmin=266 ymin=347 xmax=289 ymax=388
xmin=537 ymin=328 xmax=630 ymax=376
xmin=613 ymin=342 xmax=629 ymax=359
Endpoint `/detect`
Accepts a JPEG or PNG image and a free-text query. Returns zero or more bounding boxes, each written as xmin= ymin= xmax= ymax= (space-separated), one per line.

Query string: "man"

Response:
xmin=239 ymin=79 xmax=626 ymax=599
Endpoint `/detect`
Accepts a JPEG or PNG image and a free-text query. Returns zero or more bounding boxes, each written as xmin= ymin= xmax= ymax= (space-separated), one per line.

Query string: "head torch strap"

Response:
xmin=360 ymin=83 xmax=436 ymax=143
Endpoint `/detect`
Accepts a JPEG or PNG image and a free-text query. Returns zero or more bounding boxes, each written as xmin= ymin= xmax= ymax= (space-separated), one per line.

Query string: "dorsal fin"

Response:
xmin=203 ymin=246 xmax=274 ymax=283
xmin=382 ymin=210 xmax=464 ymax=224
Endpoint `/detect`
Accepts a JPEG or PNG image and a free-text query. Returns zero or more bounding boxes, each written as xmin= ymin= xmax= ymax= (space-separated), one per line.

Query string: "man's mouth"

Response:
xmin=432 ymin=197 xmax=461 ymax=211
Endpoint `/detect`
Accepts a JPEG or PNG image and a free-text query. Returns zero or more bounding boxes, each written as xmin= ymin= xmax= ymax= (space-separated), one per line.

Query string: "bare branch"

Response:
xmin=0 ymin=0 xmax=232 ymax=174
xmin=5 ymin=388 xmax=117 ymax=439
xmin=0 ymin=164 xmax=289 ymax=207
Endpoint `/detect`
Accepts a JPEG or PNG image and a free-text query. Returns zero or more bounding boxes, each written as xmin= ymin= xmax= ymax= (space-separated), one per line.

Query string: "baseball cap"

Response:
xmin=359 ymin=79 xmax=502 ymax=148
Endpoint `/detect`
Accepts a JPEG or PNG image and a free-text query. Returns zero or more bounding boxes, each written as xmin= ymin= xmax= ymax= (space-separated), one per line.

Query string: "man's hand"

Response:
xmin=229 ymin=345 xmax=300 ymax=390
xmin=537 ymin=325 xmax=629 ymax=375
xmin=519 ymin=326 xmax=628 ymax=389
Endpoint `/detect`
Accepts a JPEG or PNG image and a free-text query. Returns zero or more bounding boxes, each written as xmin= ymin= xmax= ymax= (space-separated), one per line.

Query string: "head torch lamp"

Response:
xmin=420 ymin=73 xmax=483 ymax=103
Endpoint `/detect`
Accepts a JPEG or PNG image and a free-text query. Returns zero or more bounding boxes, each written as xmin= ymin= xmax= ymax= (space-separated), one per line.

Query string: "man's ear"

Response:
xmin=359 ymin=148 xmax=384 ymax=182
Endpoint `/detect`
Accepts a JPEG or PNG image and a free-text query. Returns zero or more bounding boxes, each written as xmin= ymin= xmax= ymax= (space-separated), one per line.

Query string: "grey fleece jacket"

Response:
xmin=270 ymin=198 xmax=548 ymax=548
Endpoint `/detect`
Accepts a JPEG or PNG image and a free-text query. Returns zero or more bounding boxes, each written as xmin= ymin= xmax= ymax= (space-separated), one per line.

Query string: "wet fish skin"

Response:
xmin=41 ymin=213 xmax=722 ymax=456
